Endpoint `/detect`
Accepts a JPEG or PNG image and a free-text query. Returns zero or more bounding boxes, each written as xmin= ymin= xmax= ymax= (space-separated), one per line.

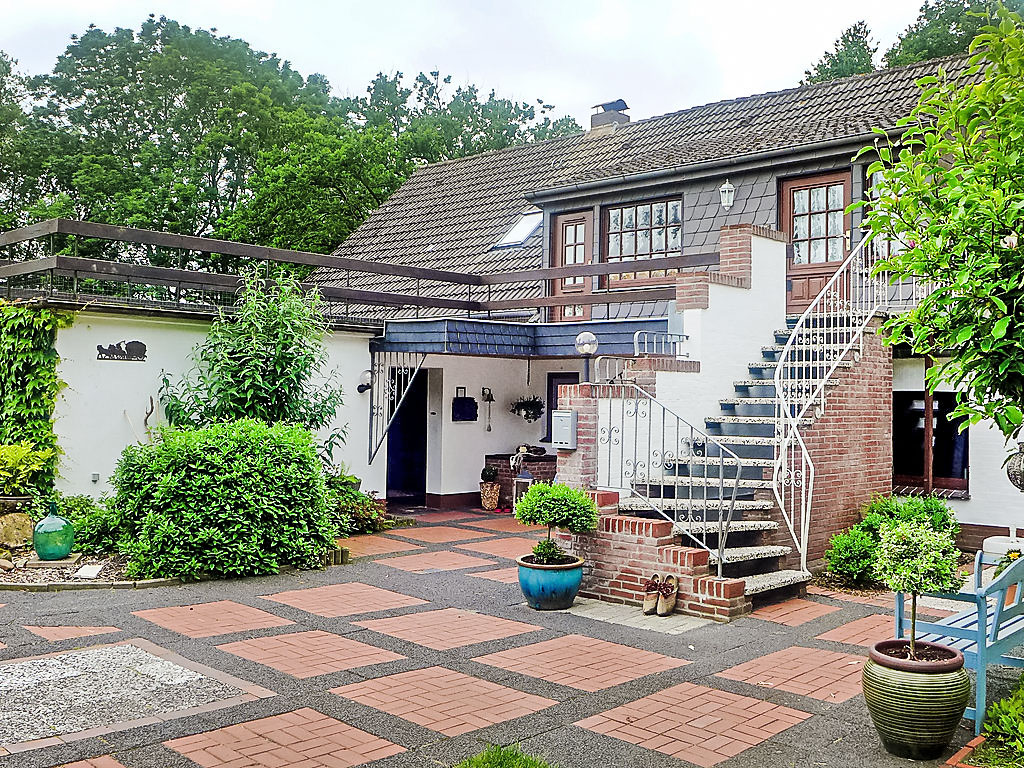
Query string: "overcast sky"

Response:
xmin=2 ymin=0 xmax=926 ymax=123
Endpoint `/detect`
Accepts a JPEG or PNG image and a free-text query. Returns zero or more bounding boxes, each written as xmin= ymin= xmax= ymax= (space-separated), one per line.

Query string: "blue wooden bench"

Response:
xmin=894 ymin=550 xmax=1024 ymax=734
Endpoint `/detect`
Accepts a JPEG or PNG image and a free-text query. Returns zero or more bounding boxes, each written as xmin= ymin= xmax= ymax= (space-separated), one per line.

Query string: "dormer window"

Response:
xmin=493 ymin=208 xmax=543 ymax=248
xmin=605 ymin=198 xmax=682 ymax=282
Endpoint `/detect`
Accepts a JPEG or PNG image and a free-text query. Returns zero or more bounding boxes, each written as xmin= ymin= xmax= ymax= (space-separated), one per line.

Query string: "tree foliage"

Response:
xmin=857 ymin=8 xmax=1024 ymax=438
xmin=803 ymin=21 xmax=878 ymax=84
xmin=884 ymin=0 xmax=1023 ymax=67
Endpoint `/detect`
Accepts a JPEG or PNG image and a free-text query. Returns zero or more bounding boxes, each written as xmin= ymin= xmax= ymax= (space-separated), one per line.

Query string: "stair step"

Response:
xmin=734 ymin=379 xmax=840 ymax=389
xmin=750 ymin=360 xmax=854 ymax=371
xmin=720 ymin=397 xmax=778 ymax=406
xmin=706 ymin=415 xmax=812 ymax=426
xmin=619 ymin=497 xmax=775 ymax=512
xmin=743 ymin=569 xmax=812 ymax=596
xmin=710 ymin=545 xmax=792 ymax=564
xmin=673 ymin=519 xmax=780 ymax=535
xmin=686 ymin=456 xmax=775 ymax=467
xmin=639 ymin=476 xmax=772 ymax=488
xmin=761 ymin=344 xmax=852 ymax=354
xmin=712 ymin=435 xmax=778 ymax=446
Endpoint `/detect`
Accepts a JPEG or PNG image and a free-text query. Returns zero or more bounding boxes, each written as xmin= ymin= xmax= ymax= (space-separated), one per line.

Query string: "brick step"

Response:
xmin=710 ymin=545 xmax=791 ymax=564
xmin=742 ymin=569 xmax=812 ymax=596
xmin=619 ymin=497 xmax=775 ymax=513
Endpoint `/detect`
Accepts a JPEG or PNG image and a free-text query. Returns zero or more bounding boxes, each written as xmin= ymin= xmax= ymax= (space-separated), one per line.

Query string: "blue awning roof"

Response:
xmin=371 ymin=317 xmax=669 ymax=357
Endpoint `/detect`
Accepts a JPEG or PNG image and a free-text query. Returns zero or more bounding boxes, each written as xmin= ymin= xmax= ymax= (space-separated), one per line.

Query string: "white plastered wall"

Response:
xmin=893 ymin=357 xmax=1022 ymax=530
xmin=52 ymin=311 xmax=382 ymax=497
xmin=657 ymin=233 xmax=789 ymax=428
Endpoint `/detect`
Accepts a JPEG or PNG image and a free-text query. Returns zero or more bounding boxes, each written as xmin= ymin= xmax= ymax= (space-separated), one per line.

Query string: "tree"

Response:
xmin=858 ymin=8 xmax=1024 ymax=438
xmin=884 ymin=0 xmax=1024 ymax=67
xmin=803 ymin=21 xmax=878 ymax=84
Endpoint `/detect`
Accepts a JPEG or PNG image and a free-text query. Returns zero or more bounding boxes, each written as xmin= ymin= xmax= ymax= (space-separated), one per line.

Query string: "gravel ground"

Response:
xmin=0 ymin=553 xmax=129 ymax=584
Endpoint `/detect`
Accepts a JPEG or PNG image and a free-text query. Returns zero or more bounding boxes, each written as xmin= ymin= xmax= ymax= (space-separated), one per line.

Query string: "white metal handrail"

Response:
xmin=633 ymin=330 xmax=688 ymax=357
xmin=771 ymin=237 xmax=928 ymax=571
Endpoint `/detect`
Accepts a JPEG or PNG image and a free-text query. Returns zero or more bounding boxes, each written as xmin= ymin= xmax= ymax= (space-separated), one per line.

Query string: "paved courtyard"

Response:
xmin=0 ymin=509 xmax=1014 ymax=768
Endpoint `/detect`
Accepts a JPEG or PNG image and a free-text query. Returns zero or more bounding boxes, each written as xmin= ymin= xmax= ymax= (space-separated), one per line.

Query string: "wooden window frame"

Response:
xmin=780 ymin=171 xmax=852 ymax=269
xmin=600 ymin=196 xmax=683 ymax=288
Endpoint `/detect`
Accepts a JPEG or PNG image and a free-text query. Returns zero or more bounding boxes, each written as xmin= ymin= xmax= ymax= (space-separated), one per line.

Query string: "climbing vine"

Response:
xmin=0 ymin=300 xmax=73 ymax=491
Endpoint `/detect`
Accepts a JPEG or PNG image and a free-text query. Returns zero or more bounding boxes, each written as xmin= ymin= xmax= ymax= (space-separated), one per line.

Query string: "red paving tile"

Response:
xmin=165 ymin=707 xmax=404 ymax=767
xmin=473 ymin=634 xmax=689 ymax=691
xmin=58 ymin=759 xmax=129 ymax=768
xmin=261 ymin=582 xmax=427 ymax=617
xmin=342 ymin=534 xmax=423 ymax=559
xmin=469 ymin=567 xmax=521 ymax=584
xmin=749 ymin=599 xmax=842 ymax=626
xmin=375 ymin=550 xmax=495 ymax=573
xmin=217 ymin=630 xmax=405 ymax=678
xmin=816 ymin=614 xmax=898 ymax=647
xmin=331 ymin=666 xmax=556 ymax=736
xmin=404 ymin=511 xmax=486 ymax=523
xmin=386 ymin=525 xmax=495 ymax=544
xmin=133 ymin=600 xmax=293 ymax=638
xmin=456 ymin=536 xmax=542 ymax=560
xmin=460 ymin=517 xmax=547 ymax=534
xmin=806 ymin=585 xmax=893 ymax=608
xmin=575 ymin=681 xmax=811 ymax=767
xmin=353 ymin=607 xmax=541 ymax=650
xmin=716 ymin=645 xmax=864 ymax=702
xmin=23 ymin=626 xmax=121 ymax=642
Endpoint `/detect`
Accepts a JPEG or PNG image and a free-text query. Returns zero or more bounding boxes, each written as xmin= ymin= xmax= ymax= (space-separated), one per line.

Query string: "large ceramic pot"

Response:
xmin=863 ymin=640 xmax=971 ymax=760
xmin=516 ymin=555 xmax=584 ymax=610
xmin=479 ymin=482 xmax=500 ymax=511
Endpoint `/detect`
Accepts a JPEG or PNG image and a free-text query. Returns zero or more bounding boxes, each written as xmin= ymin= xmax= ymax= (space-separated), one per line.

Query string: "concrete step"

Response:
xmin=743 ymin=569 xmax=812 ymax=596
xmin=672 ymin=519 xmax=780 ymax=536
xmin=685 ymin=456 xmax=775 ymax=468
xmin=639 ymin=476 xmax=772 ymax=489
xmin=749 ymin=359 xmax=854 ymax=372
xmin=706 ymin=415 xmax=812 ymax=426
xmin=734 ymin=378 xmax=840 ymax=389
xmin=710 ymin=545 xmax=792 ymax=564
xmin=711 ymin=435 xmax=778 ymax=446
xmin=720 ymin=397 xmax=779 ymax=407
xmin=619 ymin=497 xmax=776 ymax=512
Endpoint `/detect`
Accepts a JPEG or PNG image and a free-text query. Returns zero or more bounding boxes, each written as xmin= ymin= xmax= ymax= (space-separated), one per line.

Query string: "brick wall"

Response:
xmin=555 ymin=515 xmax=751 ymax=622
xmin=483 ymin=454 xmax=557 ymax=508
xmin=762 ymin=318 xmax=893 ymax=570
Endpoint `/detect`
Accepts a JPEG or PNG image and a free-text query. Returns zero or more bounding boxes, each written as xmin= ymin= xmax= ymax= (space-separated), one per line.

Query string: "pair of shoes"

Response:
xmin=643 ymin=574 xmax=661 ymax=615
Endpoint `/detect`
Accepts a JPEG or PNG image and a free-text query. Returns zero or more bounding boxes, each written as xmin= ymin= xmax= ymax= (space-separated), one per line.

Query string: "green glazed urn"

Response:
xmin=863 ymin=640 xmax=970 ymax=760
xmin=33 ymin=502 xmax=74 ymax=560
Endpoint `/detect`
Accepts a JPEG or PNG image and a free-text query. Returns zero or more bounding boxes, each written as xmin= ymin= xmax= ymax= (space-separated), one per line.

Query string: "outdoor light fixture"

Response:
xmin=574 ymin=331 xmax=599 ymax=383
xmin=356 ymin=369 xmax=372 ymax=394
xmin=719 ymin=178 xmax=736 ymax=211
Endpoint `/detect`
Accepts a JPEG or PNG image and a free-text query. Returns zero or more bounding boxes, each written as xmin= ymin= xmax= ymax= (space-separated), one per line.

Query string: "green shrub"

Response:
xmin=824 ymin=527 xmax=877 ymax=585
xmin=515 ymin=483 xmax=598 ymax=564
xmin=454 ymin=745 xmax=555 ymax=768
xmin=111 ymin=420 xmax=334 ymax=579
xmin=983 ymin=675 xmax=1024 ymax=756
xmin=41 ymin=492 xmax=122 ymax=555
xmin=328 ymin=482 xmax=392 ymax=536
xmin=0 ymin=442 xmax=52 ymax=496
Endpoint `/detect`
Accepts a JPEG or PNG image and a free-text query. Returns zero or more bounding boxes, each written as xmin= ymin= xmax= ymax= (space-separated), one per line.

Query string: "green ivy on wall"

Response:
xmin=0 ymin=300 xmax=72 ymax=491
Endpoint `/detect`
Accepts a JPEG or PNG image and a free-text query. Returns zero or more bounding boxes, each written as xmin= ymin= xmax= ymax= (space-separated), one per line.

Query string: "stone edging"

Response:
xmin=946 ymin=735 xmax=986 ymax=768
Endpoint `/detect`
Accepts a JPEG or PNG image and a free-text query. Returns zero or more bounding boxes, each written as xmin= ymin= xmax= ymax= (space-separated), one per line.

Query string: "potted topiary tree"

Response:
xmin=862 ymin=518 xmax=969 ymax=760
xmin=513 ymin=482 xmax=598 ymax=610
xmin=479 ymin=465 xmax=500 ymax=511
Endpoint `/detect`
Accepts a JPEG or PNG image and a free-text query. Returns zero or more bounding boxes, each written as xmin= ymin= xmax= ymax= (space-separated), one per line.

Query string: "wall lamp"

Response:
xmin=719 ymin=178 xmax=736 ymax=212
xmin=356 ymin=369 xmax=372 ymax=394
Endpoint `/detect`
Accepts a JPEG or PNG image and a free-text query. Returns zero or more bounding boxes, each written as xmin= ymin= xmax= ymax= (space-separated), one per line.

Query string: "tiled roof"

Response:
xmin=318 ymin=55 xmax=971 ymax=313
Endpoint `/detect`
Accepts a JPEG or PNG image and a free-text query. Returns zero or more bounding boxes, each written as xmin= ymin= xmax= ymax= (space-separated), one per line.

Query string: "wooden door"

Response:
xmin=781 ymin=172 xmax=852 ymax=313
xmin=551 ymin=211 xmax=593 ymax=321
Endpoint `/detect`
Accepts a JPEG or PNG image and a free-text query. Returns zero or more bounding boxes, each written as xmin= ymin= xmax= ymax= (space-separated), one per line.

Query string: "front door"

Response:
xmin=386 ymin=370 xmax=428 ymax=507
xmin=551 ymin=211 xmax=593 ymax=321
xmin=781 ymin=172 xmax=852 ymax=313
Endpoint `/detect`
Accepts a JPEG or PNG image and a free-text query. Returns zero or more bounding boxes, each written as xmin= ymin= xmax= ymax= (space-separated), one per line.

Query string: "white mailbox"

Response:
xmin=550 ymin=409 xmax=577 ymax=450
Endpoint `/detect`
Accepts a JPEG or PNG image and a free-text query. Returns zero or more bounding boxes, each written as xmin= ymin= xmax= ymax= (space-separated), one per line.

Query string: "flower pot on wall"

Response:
xmin=862 ymin=640 xmax=970 ymax=760
xmin=480 ymin=482 xmax=500 ymax=511
xmin=516 ymin=555 xmax=584 ymax=610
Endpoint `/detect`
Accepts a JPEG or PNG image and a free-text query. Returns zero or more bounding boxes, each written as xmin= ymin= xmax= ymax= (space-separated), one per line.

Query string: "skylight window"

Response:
xmin=493 ymin=209 xmax=543 ymax=248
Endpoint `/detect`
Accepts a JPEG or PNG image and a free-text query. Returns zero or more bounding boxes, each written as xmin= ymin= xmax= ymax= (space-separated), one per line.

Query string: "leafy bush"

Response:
xmin=0 ymin=442 xmax=52 ymax=496
xmin=38 ymin=492 xmax=121 ymax=555
xmin=515 ymin=483 xmax=598 ymax=564
xmin=110 ymin=420 xmax=334 ymax=579
xmin=874 ymin=519 xmax=964 ymax=658
xmin=455 ymin=745 xmax=555 ymax=768
xmin=983 ymin=675 xmax=1024 ymax=756
xmin=327 ymin=482 xmax=392 ymax=536
xmin=825 ymin=494 xmax=960 ymax=587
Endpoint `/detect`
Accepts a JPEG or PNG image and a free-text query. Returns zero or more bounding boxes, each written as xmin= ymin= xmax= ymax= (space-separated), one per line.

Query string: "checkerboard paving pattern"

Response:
xmin=133 ymin=600 xmax=293 ymax=638
xmin=386 ymin=525 xmax=495 ymax=544
xmin=806 ymin=585 xmax=893 ymax=608
xmin=342 ymin=534 xmax=423 ymax=559
xmin=469 ymin=567 xmax=521 ymax=584
xmin=716 ymin=645 xmax=864 ymax=702
xmin=58 ymin=759 xmax=128 ymax=768
xmin=23 ymin=626 xmax=121 ymax=642
xmin=353 ymin=607 xmax=541 ymax=650
xmin=375 ymin=550 xmax=495 ymax=573
xmin=749 ymin=599 xmax=842 ymax=626
xmin=404 ymin=511 xmax=484 ymax=523
xmin=460 ymin=517 xmax=547 ymax=534
xmin=261 ymin=582 xmax=427 ymax=617
xmin=575 ymin=681 xmax=811 ymax=768
xmin=164 ymin=707 xmax=404 ymax=767
xmin=816 ymin=614 xmax=897 ymax=647
xmin=456 ymin=536 xmax=542 ymax=560
xmin=216 ymin=630 xmax=405 ymax=678
xmin=331 ymin=666 xmax=557 ymax=736
xmin=473 ymin=634 xmax=689 ymax=691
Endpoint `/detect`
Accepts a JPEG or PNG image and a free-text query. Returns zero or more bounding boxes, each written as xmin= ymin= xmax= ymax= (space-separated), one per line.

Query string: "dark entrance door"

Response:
xmin=386 ymin=370 xmax=428 ymax=507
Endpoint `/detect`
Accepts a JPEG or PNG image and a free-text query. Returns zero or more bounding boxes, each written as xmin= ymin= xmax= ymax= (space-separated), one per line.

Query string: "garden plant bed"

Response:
xmin=0 ymin=552 xmax=130 ymax=586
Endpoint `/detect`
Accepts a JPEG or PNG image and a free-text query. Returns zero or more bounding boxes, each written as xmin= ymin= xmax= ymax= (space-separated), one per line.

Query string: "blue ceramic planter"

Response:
xmin=517 ymin=556 xmax=584 ymax=610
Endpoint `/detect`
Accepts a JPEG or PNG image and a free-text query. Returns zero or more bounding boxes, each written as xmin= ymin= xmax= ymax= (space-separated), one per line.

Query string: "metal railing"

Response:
xmin=596 ymin=382 xmax=742 ymax=576
xmin=633 ymin=330 xmax=689 ymax=357
xmin=593 ymin=355 xmax=633 ymax=383
xmin=368 ymin=350 xmax=427 ymax=463
xmin=772 ymin=237 xmax=929 ymax=572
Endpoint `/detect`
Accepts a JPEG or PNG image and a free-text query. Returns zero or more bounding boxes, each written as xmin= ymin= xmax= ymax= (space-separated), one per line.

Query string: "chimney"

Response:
xmin=590 ymin=99 xmax=630 ymax=134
